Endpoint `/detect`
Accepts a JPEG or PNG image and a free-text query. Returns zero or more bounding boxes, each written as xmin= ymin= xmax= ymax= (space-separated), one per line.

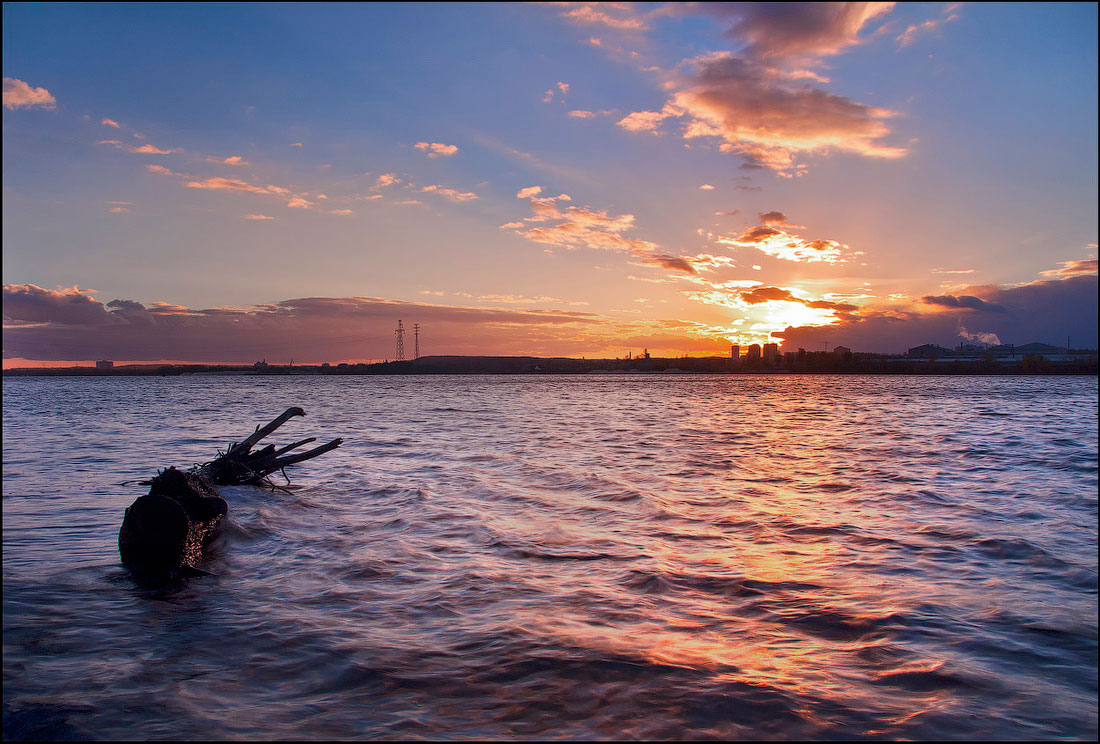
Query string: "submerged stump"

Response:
xmin=118 ymin=407 xmax=342 ymax=580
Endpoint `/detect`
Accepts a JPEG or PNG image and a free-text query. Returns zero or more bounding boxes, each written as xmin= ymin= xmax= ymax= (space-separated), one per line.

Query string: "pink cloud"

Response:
xmin=561 ymin=4 xmax=648 ymax=31
xmin=1039 ymin=259 xmax=1098 ymax=278
xmin=897 ymin=3 xmax=962 ymax=47
xmin=418 ymin=184 xmax=478 ymax=202
xmin=244 ymin=214 xmax=274 ymax=220
xmin=101 ymin=118 xmax=121 ymax=128
xmin=701 ymin=2 xmax=896 ymax=62
xmin=414 ymin=141 xmax=459 ymax=158
xmin=2 ymin=78 xmax=56 ymax=110
xmin=206 ymin=155 xmax=250 ymax=166
xmin=100 ymin=139 xmax=183 ymax=155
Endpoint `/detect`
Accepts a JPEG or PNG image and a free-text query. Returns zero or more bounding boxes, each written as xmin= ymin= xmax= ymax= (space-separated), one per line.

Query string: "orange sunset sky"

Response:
xmin=3 ymin=3 xmax=1097 ymax=366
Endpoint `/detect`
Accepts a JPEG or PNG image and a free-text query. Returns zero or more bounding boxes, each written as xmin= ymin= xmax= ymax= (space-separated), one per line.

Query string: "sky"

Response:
xmin=3 ymin=2 xmax=1097 ymax=366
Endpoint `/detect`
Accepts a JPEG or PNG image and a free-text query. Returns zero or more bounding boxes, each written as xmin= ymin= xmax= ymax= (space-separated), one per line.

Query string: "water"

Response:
xmin=3 ymin=374 xmax=1096 ymax=740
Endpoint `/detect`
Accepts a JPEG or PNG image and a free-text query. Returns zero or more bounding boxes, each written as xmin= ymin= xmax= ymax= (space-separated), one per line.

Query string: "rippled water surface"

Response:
xmin=3 ymin=375 xmax=1097 ymax=740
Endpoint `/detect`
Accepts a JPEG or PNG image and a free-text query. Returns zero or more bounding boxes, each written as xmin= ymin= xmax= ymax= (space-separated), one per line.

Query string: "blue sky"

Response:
xmin=3 ymin=2 xmax=1097 ymax=363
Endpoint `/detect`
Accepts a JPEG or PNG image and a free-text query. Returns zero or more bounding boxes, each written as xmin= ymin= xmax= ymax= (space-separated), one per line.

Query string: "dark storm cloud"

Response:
xmin=2 ymin=286 xmax=605 ymax=362
xmin=775 ymin=275 xmax=1098 ymax=353
xmin=920 ymin=294 xmax=1006 ymax=312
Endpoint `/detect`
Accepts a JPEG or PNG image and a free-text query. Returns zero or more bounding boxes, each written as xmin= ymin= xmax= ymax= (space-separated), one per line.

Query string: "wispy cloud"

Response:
xmin=1039 ymin=258 xmax=1098 ymax=278
xmin=99 ymin=139 xmax=183 ymax=155
xmin=244 ymin=214 xmax=274 ymax=220
xmin=2 ymin=78 xmax=56 ymax=110
xmin=206 ymin=154 xmax=250 ymax=166
xmin=418 ymin=184 xmax=478 ymax=202
xmin=897 ymin=2 xmax=963 ymax=47
xmin=101 ymin=118 xmax=120 ymax=128
xmin=560 ymin=4 xmax=648 ymax=31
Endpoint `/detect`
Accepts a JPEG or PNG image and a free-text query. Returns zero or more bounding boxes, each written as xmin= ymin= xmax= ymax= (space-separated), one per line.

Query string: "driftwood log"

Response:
xmin=118 ymin=407 xmax=342 ymax=580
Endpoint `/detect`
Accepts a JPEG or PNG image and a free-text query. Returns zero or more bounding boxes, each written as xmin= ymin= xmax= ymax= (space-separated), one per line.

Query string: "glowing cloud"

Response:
xmin=207 ymin=155 xmax=249 ymax=166
xmin=100 ymin=140 xmax=183 ymax=155
xmin=701 ymin=2 xmax=895 ymax=62
xmin=101 ymin=118 xmax=120 ymax=128
xmin=1040 ymin=259 xmax=1098 ymax=278
xmin=719 ymin=222 xmax=855 ymax=264
xmin=2 ymin=78 xmax=56 ymax=109
xmin=561 ymin=4 xmax=647 ymax=31
xmin=418 ymin=184 xmax=478 ymax=202
xmin=897 ymin=3 xmax=963 ymax=47
xmin=414 ymin=141 xmax=459 ymax=158
xmin=507 ymin=190 xmax=662 ymax=259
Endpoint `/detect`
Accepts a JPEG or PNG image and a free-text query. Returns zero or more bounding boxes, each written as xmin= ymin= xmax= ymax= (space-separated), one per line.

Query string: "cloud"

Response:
xmin=603 ymin=5 xmax=905 ymax=175
xmin=101 ymin=118 xmax=120 ymax=128
xmin=920 ymin=294 xmax=1005 ymax=312
xmin=329 ymin=209 xmax=354 ymax=216
xmin=775 ymin=274 xmax=1098 ymax=352
xmin=897 ymin=2 xmax=962 ymax=47
xmin=130 ymin=143 xmax=183 ymax=155
xmin=568 ymin=110 xmax=596 ymax=118
xmin=144 ymin=165 xmax=321 ymax=210
xmin=2 ymin=78 xmax=56 ymax=110
xmin=636 ymin=53 xmax=906 ymax=175
xmin=2 ymin=284 xmax=110 ymax=326
xmin=718 ymin=223 xmax=855 ymax=264
xmin=2 ymin=287 xmax=629 ymax=362
xmin=561 ymin=5 xmax=647 ymax=31
xmin=699 ymin=184 xmax=716 ymax=190
xmin=1040 ymin=258 xmax=1098 ymax=278
xmin=418 ymin=184 xmax=478 ymax=202
xmin=206 ymin=155 xmax=250 ymax=166
xmin=617 ymin=105 xmax=679 ymax=133
xmin=289 ymin=142 xmax=304 ymax=147
xmin=372 ymin=173 xmax=401 ymax=189
xmin=99 ymin=139 xmax=183 ymax=155
xmin=507 ymin=190 xmax=662 ymax=259
xmin=700 ymin=2 xmax=896 ymax=62
xmin=185 ymin=176 xmax=280 ymax=196
xmin=414 ymin=141 xmax=459 ymax=158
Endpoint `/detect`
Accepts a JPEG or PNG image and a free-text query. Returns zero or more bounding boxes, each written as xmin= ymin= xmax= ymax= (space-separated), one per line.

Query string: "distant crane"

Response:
xmin=395 ymin=320 xmax=405 ymax=361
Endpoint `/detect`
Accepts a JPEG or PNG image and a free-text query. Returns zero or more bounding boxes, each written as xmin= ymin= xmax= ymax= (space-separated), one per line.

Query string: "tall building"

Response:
xmin=762 ymin=343 xmax=779 ymax=363
xmin=730 ymin=344 xmax=740 ymax=359
xmin=746 ymin=344 xmax=762 ymax=361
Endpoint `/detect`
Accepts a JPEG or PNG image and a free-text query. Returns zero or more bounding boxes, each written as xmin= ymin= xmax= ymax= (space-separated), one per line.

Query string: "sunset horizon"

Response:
xmin=4 ymin=3 xmax=1096 ymax=365
xmin=3 ymin=6 xmax=1097 ymax=741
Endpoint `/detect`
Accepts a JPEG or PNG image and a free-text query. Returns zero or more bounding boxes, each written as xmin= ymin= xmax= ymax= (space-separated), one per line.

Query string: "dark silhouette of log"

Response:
xmin=119 ymin=407 xmax=342 ymax=581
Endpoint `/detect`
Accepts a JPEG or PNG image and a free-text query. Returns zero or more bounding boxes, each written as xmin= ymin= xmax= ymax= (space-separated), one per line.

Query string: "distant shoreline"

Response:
xmin=4 ymin=353 xmax=1097 ymax=377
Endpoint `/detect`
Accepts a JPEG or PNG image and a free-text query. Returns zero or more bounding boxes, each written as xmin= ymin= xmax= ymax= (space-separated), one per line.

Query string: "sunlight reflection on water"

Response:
xmin=2 ymin=374 xmax=1097 ymax=740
